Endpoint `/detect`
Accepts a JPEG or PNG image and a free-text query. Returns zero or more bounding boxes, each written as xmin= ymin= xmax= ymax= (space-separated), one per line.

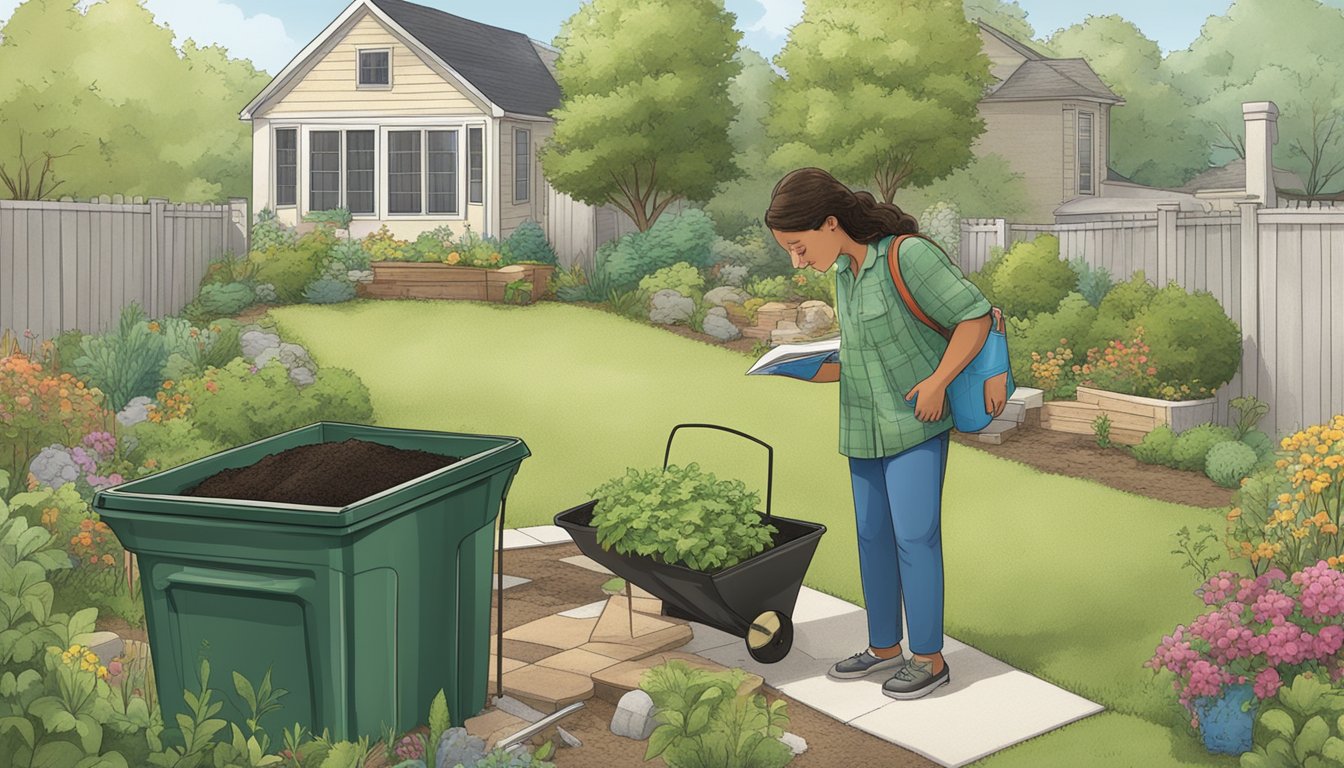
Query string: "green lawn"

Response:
xmin=270 ymin=299 xmax=1241 ymax=767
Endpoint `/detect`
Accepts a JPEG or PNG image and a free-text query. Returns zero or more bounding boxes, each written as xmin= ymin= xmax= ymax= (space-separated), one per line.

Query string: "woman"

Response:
xmin=764 ymin=167 xmax=1007 ymax=700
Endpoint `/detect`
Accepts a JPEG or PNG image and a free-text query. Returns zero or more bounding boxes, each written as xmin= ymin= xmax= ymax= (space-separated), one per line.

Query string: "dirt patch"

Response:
xmin=96 ymin=613 xmax=147 ymax=644
xmin=491 ymin=542 xmax=935 ymax=768
xmin=183 ymin=438 xmax=458 ymax=507
xmin=952 ymin=422 xmax=1236 ymax=509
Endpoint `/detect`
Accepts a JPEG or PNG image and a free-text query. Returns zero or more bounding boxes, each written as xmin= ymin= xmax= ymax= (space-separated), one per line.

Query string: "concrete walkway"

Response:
xmin=504 ymin=524 xmax=1103 ymax=768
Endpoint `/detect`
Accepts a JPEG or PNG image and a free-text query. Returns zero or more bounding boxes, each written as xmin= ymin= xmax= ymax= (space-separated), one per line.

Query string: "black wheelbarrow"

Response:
xmin=554 ymin=423 xmax=826 ymax=663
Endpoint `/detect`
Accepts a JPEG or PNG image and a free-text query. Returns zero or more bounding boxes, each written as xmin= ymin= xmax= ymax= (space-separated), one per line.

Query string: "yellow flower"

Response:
xmin=1294 ymin=527 xmax=1310 ymax=540
xmin=1279 ymin=493 xmax=1294 ymax=504
xmin=1227 ymin=507 xmax=1243 ymax=521
xmin=97 ymin=665 xmax=109 ymax=680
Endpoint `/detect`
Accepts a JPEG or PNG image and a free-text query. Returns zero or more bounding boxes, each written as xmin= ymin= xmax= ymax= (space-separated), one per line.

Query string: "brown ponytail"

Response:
xmin=764 ymin=167 xmax=918 ymax=243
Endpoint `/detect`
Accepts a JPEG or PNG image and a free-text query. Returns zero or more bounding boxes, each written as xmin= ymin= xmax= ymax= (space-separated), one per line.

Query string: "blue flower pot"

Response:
xmin=1194 ymin=682 xmax=1256 ymax=755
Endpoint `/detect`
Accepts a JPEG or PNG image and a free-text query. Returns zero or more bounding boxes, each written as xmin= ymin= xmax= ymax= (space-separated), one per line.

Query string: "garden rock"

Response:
xmin=779 ymin=732 xmax=808 ymax=756
xmin=717 ymin=263 xmax=749 ymax=287
xmin=82 ymin=631 xmax=123 ymax=662
xmin=28 ymin=445 xmax=78 ymax=489
xmin=770 ymin=321 xmax=806 ymax=345
xmin=611 ymin=689 xmax=658 ymax=740
xmin=288 ymin=366 xmax=317 ymax=387
xmin=648 ymin=290 xmax=694 ymax=325
xmin=797 ymin=301 xmax=836 ymax=334
xmin=240 ymin=329 xmax=281 ymax=361
xmin=116 ymin=396 xmax=155 ymax=428
xmin=556 ymin=726 xmax=582 ymax=748
xmin=436 ymin=727 xmax=486 ymax=768
xmin=702 ymin=307 xmax=742 ymax=341
xmin=704 ymin=286 xmax=750 ymax=307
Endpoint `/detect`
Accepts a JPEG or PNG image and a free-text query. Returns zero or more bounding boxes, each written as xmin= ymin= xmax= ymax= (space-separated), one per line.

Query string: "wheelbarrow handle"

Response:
xmin=662 ymin=423 xmax=773 ymax=519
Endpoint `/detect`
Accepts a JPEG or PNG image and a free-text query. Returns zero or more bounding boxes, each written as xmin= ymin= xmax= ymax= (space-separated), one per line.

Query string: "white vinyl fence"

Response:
xmin=0 ymin=195 xmax=248 ymax=340
xmin=961 ymin=203 xmax=1344 ymax=436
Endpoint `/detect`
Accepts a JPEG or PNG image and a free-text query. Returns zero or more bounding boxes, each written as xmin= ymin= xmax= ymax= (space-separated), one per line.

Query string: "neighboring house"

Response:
xmin=240 ymin=0 xmax=583 ymax=246
xmin=972 ymin=22 xmax=1124 ymax=222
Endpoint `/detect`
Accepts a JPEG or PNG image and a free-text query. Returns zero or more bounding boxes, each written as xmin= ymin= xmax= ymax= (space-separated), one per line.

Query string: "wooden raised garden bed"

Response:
xmin=1039 ymin=385 xmax=1218 ymax=445
xmin=362 ymin=262 xmax=555 ymax=303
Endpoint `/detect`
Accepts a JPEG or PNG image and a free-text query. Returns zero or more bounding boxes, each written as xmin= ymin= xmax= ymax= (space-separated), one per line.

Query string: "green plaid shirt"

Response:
xmin=835 ymin=234 xmax=992 ymax=458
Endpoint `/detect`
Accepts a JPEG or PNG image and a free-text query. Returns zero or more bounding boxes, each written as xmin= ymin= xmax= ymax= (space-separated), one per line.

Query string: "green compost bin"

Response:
xmin=92 ymin=421 xmax=529 ymax=742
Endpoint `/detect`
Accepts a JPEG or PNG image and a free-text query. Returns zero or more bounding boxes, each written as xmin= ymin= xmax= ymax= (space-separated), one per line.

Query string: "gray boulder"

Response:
xmin=436 ymin=727 xmax=486 ymax=768
xmin=611 ymin=689 xmax=658 ymax=740
xmin=288 ymin=367 xmax=316 ymax=387
xmin=717 ymin=264 xmax=749 ymax=288
xmin=704 ymin=286 xmax=750 ymax=307
xmin=240 ymin=330 xmax=281 ymax=361
xmin=797 ymin=301 xmax=836 ymax=335
xmin=28 ymin=445 xmax=78 ymax=490
xmin=648 ymin=290 xmax=694 ymax=325
xmin=116 ymin=395 xmax=155 ymax=428
xmin=702 ymin=307 xmax=742 ymax=341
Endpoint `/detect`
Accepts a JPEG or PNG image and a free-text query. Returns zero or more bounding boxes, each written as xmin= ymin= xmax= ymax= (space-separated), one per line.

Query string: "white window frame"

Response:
xmin=298 ymin=125 xmax=381 ymax=220
xmin=357 ymin=47 xmax=392 ymax=90
xmin=273 ymin=126 xmax=298 ymax=209
xmin=381 ymin=127 xmax=467 ymax=220
xmin=513 ymin=127 xmax=530 ymax=203
xmin=1077 ymin=110 xmax=1095 ymax=196
xmin=468 ymin=126 xmax=484 ymax=206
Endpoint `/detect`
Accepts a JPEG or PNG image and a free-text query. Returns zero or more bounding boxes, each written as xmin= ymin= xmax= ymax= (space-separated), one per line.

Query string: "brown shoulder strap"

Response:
xmin=886 ymin=234 xmax=952 ymax=340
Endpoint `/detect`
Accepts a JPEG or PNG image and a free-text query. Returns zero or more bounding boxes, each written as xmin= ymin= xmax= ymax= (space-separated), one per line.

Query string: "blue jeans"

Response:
xmin=847 ymin=430 xmax=950 ymax=655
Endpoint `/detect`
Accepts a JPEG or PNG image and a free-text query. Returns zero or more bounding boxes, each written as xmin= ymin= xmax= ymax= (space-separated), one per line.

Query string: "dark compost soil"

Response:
xmin=184 ymin=438 xmax=459 ymax=507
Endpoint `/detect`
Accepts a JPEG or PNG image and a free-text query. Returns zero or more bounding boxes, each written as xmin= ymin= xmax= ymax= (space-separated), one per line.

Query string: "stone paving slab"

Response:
xmin=485 ymin=656 xmax=528 ymax=687
xmin=535 ymin=648 xmax=624 ymax=677
xmin=499 ymin=665 xmax=593 ymax=713
xmin=580 ymin=622 xmax=692 ymax=661
xmin=590 ymin=597 xmax=677 ymax=643
xmin=502 ymin=615 xmax=599 ymax=651
xmin=678 ymin=623 xmax=740 ymax=655
xmin=501 ymin=529 xmax=546 ymax=549
xmin=558 ymin=600 xmax=607 ymax=619
xmin=559 ymin=554 xmax=614 ymax=575
xmin=515 ymin=525 xmax=572 ymax=545
xmin=491 ymin=575 xmax=531 ymax=591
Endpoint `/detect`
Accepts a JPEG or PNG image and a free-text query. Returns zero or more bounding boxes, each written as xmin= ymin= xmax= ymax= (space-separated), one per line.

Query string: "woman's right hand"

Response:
xmin=812 ymin=361 xmax=840 ymax=383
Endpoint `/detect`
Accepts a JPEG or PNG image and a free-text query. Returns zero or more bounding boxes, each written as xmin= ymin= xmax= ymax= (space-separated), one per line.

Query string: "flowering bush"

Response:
xmin=1226 ymin=416 xmax=1344 ymax=576
xmin=363 ymin=223 xmax=411 ymax=261
xmin=1147 ymin=563 xmax=1344 ymax=729
xmin=1029 ymin=342 xmax=1076 ymax=397
xmin=1073 ymin=329 xmax=1160 ymax=396
xmin=1 ymin=352 xmax=108 ymax=496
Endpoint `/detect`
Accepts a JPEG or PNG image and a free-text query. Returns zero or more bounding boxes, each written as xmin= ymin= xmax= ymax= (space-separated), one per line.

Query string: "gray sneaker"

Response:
xmin=827 ymin=650 xmax=909 ymax=680
xmin=882 ymin=657 xmax=950 ymax=699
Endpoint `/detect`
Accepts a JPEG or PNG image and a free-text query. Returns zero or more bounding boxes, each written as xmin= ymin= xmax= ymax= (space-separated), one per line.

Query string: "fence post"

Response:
xmin=1237 ymin=198 xmax=1261 ymax=408
xmin=148 ymin=198 xmax=167 ymax=319
xmin=993 ymin=218 xmax=1007 ymax=250
xmin=228 ymin=197 xmax=249 ymax=256
xmin=1156 ymin=203 xmax=1179 ymax=284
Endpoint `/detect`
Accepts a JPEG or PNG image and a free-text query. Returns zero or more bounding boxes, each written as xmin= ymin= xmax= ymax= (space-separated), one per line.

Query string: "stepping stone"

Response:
xmin=1009 ymin=387 xmax=1044 ymax=409
xmin=558 ymin=600 xmax=607 ymax=619
xmin=535 ymin=648 xmax=623 ymax=677
xmin=974 ymin=420 xmax=1018 ymax=445
xmin=492 ymin=636 xmax=562 ymax=664
xmin=559 ymin=555 xmax=613 ymax=575
xmin=465 ymin=708 xmax=530 ymax=749
xmin=629 ymin=584 xmax=658 ymax=600
xmin=490 ymin=575 xmax=531 ymax=591
xmin=485 ymin=656 xmax=527 ymax=687
xmin=1000 ymin=400 xmax=1027 ymax=423
xmin=515 ymin=525 xmax=571 ymax=545
xmin=591 ymin=651 xmax=763 ymax=703
xmin=501 ymin=529 xmax=546 ymax=549
xmin=502 ymin=615 xmax=599 ymax=651
xmin=500 ymin=665 xmax=594 ymax=714
xmin=579 ymin=623 xmax=693 ymax=662
xmin=590 ymin=597 xmax=677 ymax=643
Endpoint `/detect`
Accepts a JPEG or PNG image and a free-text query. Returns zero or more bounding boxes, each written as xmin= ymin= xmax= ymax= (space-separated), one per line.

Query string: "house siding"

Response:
xmin=266 ymin=10 xmax=486 ymax=117
xmin=498 ymin=118 xmax=550 ymax=238
xmin=975 ymin=100 xmax=1068 ymax=222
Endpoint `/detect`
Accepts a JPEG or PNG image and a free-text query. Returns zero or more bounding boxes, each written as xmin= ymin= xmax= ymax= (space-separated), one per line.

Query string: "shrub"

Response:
xmin=639 ymin=262 xmax=705 ymax=298
xmin=1132 ymin=425 xmax=1177 ymax=466
xmin=363 ymin=224 xmax=411 ymax=262
xmin=641 ymin=660 xmax=792 ymax=768
xmin=602 ymin=209 xmax=718 ymax=292
xmin=589 ymin=462 xmax=776 ymax=572
xmin=1241 ymin=429 xmax=1275 ymax=463
xmin=201 ymin=252 xmax=258 ymax=286
xmin=1 ymin=354 xmax=107 ymax=497
xmin=72 ymin=302 xmax=167 ymax=412
xmin=197 ymin=281 xmax=256 ymax=318
xmin=1068 ymin=256 xmax=1114 ymax=308
xmin=919 ymin=201 xmax=960 ymax=261
xmin=713 ymin=223 xmax=791 ymax=281
xmin=1087 ymin=271 xmax=1158 ymax=352
xmin=507 ymin=219 xmax=558 ymax=265
xmin=1074 ymin=329 xmax=1164 ymax=399
xmin=128 ymin=417 xmax=226 ymax=472
xmin=179 ymin=358 xmax=373 ymax=447
xmin=1008 ymin=292 xmax=1096 ymax=395
xmin=990 ymin=235 xmax=1075 ymax=318
xmin=53 ymin=329 xmax=86 ymax=376
xmin=303 ymin=276 xmax=357 ymax=304
xmin=409 ymin=230 xmax=452 ymax=262
xmin=1242 ymin=673 xmax=1344 ymax=768
xmin=1028 ymin=344 xmax=1077 ymax=399
xmin=967 ymin=244 xmax=1006 ymax=308
xmin=248 ymin=228 xmax=335 ymax=303
xmin=330 ymin=237 xmax=371 ymax=272
xmin=1172 ymin=423 xmax=1238 ymax=472
xmin=303 ymin=207 xmax=352 ymax=228
xmin=203 ymin=318 xmax=243 ymax=370
xmin=745 ymin=275 xmax=794 ymax=302
xmin=1132 ymin=283 xmax=1241 ymax=392
xmin=251 ymin=208 xmax=297 ymax=251
xmin=1204 ymin=440 xmax=1258 ymax=488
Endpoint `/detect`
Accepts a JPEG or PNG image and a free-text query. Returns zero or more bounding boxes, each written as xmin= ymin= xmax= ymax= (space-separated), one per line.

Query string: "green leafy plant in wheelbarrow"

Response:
xmin=555 ymin=424 xmax=826 ymax=663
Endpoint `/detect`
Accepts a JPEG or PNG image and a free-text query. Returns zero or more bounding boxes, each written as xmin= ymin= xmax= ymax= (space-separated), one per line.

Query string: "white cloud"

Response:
xmin=748 ymin=0 xmax=803 ymax=36
xmin=142 ymin=0 xmax=296 ymax=74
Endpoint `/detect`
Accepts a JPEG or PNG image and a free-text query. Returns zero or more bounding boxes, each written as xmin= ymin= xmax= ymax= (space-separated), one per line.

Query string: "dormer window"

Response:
xmin=358 ymin=49 xmax=390 ymax=88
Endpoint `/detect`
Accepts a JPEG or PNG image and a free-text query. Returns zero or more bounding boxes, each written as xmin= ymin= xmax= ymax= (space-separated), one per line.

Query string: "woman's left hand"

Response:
xmin=904 ymin=377 xmax=949 ymax=422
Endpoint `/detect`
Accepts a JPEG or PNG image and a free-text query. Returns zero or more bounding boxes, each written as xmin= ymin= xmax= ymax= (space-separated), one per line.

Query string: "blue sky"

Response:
xmin=1 ymin=0 xmax=1239 ymax=75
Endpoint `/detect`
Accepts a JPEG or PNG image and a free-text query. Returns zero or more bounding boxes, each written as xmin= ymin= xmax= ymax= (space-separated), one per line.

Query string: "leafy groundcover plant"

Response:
xmin=589 ymin=463 xmax=777 ymax=572
xmin=640 ymin=660 xmax=793 ymax=768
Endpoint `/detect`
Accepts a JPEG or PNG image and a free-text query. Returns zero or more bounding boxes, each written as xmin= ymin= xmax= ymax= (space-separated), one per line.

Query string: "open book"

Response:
xmin=746 ymin=336 xmax=840 ymax=380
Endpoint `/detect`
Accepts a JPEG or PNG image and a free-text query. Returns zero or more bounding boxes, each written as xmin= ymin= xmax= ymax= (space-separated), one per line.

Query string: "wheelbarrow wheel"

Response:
xmin=746 ymin=610 xmax=793 ymax=664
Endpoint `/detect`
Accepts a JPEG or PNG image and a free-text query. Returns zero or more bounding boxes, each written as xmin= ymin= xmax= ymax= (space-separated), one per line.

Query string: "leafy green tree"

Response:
xmin=962 ymin=0 xmax=1035 ymax=44
xmin=704 ymin=47 xmax=781 ymax=238
xmin=541 ymin=0 xmax=742 ymax=231
xmin=895 ymin=153 xmax=1031 ymax=220
xmin=0 ymin=0 xmax=268 ymax=201
xmin=1166 ymin=0 xmax=1344 ymax=197
xmin=766 ymin=0 xmax=995 ymax=203
xmin=1044 ymin=15 xmax=1209 ymax=189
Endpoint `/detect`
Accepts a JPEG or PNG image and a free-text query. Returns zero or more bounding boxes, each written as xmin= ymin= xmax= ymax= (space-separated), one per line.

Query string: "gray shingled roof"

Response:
xmin=977 ymin=21 xmax=1047 ymax=61
xmin=1177 ymin=158 xmax=1306 ymax=193
xmin=369 ymin=0 xmax=561 ymax=117
xmin=984 ymin=58 xmax=1121 ymax=103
